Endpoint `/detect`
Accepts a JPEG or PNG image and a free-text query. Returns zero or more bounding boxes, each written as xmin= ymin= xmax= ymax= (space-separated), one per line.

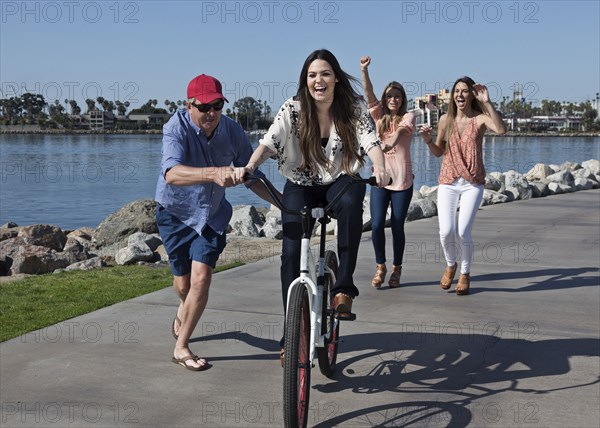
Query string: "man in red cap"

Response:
xmin=155 ymin=74 xmax=276 ymax=371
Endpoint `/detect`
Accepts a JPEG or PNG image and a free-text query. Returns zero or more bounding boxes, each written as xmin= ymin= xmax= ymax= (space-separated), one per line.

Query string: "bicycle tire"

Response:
xmin=283 ymin=284 xmax=311 ymax=428
xmin=317 ymin=250 xmax=340 ymax=377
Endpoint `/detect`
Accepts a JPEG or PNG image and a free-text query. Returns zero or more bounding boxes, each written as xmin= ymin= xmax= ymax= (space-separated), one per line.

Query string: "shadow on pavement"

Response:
xmin=311 ymin=332 xmax=600 ymax=427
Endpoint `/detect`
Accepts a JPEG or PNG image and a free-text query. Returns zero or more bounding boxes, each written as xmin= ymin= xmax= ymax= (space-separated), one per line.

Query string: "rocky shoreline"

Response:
xmin=1 ymin=159 xmax=598 ymax=280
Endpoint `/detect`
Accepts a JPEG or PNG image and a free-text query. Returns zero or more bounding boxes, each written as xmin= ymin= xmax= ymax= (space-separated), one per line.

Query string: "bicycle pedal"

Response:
xmin=335 ymin=312 xmax=357 ymax=321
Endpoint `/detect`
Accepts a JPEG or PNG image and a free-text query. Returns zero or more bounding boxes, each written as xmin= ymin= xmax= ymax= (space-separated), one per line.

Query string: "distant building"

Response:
xmin=409 ymin=93 xmax=440 ymax=127
xmin=529 ymin=116 xmax=583 ymax=132
xmin=127 ymin=113 xmax=171 ymax=127
xmin=85 ymin=110 xmax=115 ymax=130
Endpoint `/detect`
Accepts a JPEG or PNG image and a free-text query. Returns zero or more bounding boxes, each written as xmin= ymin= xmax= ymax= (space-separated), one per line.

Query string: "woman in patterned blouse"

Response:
xmin=419 ymin=76 xmax=506 ymax=295
xmin=246 ymin=49 xmax=389 ymax=342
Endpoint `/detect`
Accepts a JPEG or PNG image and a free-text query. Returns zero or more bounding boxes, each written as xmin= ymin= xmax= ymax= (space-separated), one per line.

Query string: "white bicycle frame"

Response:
xmin=284 ymin=207 xmax=337 ymax=364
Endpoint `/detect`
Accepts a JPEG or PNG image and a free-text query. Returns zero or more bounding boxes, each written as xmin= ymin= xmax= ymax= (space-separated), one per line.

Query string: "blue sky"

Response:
xmin=1 ymin=0 xmax=599 ymax=112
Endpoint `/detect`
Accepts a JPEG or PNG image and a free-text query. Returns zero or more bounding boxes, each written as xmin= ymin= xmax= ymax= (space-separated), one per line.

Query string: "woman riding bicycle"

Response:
xmin=245 ymin=49 xmax=389 ymax=362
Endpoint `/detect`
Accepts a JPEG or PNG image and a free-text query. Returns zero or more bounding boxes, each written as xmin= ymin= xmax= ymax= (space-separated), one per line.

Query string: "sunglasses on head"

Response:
xmin=191 ymin=99 xmax=225 ymax=113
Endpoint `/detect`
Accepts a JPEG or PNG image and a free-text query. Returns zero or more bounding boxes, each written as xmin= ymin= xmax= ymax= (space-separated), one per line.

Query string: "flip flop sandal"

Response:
xmin=171 ymin=355 xmax=208 ymax=371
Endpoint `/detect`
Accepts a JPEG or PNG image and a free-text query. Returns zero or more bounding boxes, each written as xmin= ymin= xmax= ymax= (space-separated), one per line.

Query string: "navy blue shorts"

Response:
xmin=156 ymin=205 xmax=227 ymax=276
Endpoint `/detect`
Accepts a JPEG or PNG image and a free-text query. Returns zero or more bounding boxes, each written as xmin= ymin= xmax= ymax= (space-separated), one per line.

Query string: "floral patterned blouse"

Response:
xmin=260 ymin=98 xmax=380 ymax=186
xmin=439 ymin=116 xmax=485 ymax=185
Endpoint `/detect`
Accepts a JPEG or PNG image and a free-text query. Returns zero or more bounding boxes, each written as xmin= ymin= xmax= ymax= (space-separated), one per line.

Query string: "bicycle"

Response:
xmin=245 ymin=173 xmax=379 ymax=428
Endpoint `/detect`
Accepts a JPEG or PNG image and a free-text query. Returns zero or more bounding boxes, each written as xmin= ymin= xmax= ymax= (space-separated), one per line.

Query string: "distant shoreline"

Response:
xmin=0 ymin=127 xmax=598 ymax=138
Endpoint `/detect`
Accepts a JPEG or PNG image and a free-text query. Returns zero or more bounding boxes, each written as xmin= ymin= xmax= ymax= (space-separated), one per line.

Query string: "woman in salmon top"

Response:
xmin=419 ymin=76 xmax=506 ymax=295
xmin=360 ymin=55 xmax=416 ymax=289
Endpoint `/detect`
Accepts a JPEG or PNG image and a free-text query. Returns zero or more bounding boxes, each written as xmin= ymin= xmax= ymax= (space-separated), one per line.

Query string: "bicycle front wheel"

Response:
xmin=283 ymin=284 xmax=311 ymax=428
xmin=317 ymin=250 xmax=340 ymax=377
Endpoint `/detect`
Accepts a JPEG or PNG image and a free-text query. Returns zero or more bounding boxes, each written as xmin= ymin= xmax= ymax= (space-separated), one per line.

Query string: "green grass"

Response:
xmin=0 ymin=263 xmax=243 ymax=342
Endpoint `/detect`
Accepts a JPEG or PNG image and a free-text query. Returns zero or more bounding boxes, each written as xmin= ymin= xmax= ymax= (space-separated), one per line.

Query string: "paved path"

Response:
xmin=2 ymin=190 xmax=599 ymax=427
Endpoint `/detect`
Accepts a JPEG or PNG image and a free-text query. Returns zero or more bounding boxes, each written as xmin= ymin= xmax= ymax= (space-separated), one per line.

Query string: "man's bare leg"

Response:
xmin=173 ymin=261 xmax=212 ymax=369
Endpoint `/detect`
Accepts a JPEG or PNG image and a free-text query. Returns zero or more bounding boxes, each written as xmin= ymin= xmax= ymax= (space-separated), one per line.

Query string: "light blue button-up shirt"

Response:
xmin=155 ymin=109 xmax=262 ymax=235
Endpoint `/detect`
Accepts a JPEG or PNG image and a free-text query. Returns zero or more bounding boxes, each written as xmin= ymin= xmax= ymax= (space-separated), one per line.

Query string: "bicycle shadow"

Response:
xmin=400 ymin=266 xmax=599 ymax=295
xmin=311 ymin=332 xmax=600 ymax=427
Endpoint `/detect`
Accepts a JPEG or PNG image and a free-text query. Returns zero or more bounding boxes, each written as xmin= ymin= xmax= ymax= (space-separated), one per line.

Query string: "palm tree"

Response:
xmin=85 ymin=99 xmax=97 ymax=113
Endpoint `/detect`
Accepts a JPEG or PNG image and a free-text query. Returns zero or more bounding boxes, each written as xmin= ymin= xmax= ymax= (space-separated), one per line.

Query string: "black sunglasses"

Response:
xmin=191 ymin=99 xmax=225 ymax=113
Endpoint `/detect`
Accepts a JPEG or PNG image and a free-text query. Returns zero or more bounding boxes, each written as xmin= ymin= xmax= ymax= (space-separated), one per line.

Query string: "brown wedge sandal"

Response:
xmin=456 ymin=273 xmax=470 ymax=295
xmin=388 ymin=265 xmax=402 ymax=288
xmin=440 ymin=263 xmax=457 ymax=290
xmin=371 ymin=264 xmax=387 ymax=288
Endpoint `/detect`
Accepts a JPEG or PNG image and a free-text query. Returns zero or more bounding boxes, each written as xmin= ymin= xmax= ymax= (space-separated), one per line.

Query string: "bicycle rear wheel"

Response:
xmin=317 ymin=250 xmax=340 ymax=377
xmin=283 ymin=284 xmax=311 ymax=428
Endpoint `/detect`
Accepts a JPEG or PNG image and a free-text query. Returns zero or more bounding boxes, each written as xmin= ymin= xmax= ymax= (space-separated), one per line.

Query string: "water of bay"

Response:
xmin=0 ymin=133 xmax=598 ymax=230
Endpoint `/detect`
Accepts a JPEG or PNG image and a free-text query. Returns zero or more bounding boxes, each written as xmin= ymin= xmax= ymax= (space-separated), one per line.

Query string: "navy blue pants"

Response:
xmin=369 ymin=185 xmax=413 ymax=266
xmin=280 ymin=175 xmax=366 ymax=313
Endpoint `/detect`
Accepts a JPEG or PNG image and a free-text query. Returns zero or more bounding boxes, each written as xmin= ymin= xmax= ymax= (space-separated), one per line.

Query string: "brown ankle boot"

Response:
xmin=371 ymin=264 xmax=387 ymax=288
xmin=388 ymin=265 xmax=402 ymax=288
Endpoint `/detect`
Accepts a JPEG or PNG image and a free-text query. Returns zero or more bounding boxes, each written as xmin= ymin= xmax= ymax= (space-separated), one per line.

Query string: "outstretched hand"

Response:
xmin=472 ymin=84 xmax=490 ymax=103
xmin=360 ymin=56 xmax=371 ymax=70
xmin=418 ymin=125 xmax=433 ymax=143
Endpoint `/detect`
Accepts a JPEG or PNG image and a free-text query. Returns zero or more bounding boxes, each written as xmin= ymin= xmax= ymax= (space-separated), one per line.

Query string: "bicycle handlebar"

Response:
xmin=244 ymin=173 xmax=382 ymax=218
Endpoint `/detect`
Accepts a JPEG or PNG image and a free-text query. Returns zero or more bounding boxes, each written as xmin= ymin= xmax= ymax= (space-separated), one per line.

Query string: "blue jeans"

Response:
xmin=280 ymin=175 xmax=367 ymax=312
xmin=370 ymin=185 xmax=413 ymax=266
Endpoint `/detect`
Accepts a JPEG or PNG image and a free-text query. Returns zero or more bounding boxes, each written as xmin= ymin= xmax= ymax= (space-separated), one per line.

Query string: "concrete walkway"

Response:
xmin=2 ymin=190 xmax=599 ymax=428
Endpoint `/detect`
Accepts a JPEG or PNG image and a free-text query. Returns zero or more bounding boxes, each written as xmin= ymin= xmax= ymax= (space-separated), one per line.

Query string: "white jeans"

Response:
xmin=437 ymin=178 xmax=484 ymax=274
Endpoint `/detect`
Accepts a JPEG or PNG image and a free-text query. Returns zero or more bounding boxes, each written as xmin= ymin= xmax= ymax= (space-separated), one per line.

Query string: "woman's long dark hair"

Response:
xmin=296 ymin=49 xmax=363 ymax=176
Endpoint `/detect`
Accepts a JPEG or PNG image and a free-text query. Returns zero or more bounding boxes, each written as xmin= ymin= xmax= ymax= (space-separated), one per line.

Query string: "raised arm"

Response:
xmin=473 ymin=84 xmax=507 ymax=135
xmin=359 ymin=56 xmax=378 ymax=105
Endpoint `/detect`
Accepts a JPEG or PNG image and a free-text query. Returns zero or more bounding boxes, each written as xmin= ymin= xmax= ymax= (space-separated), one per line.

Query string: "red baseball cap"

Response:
xmin=187 ymin=74 xmax=229 ymax=104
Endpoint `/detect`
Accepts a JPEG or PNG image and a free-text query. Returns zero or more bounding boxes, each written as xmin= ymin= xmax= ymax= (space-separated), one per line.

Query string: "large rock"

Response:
xmin=559 ymin=161 xmax=582 ymax=172
xmin=525 ymin=163 xmax=554 ymax=182
xmin=582 ymin=159 xmax=600 ymax=175
xmin=92 ymin=199 xmax=158 ymax=248
xmin=0 ymin=225 xmax=20 ymax=242
xmin=406 ymin=198 xmax=437 ymax=221
xmin=62 ymin=237 xmax=90 ymax=265
xmin=65 ymin=257 xmax=106 ymax=272
xmin=419 ymin=185 xmax=439 ymax=200
xmin=529 ymin=181 xmax=551 ymax=198
xmin=127 ymin=232 xmax=163 ymax=251
xmin=574 ymin=177 xmax=595 ymax=191
xmin=485 ymin=173 xmax=505 ymax=192
xmin=504 ymin=170 xmax=532 ymax=201
xmin=9 ymin=244 xmax=71 ymax=275
xmin=261 ymin=209 xmax=283 ymax=239
xmin=482 ymin=189 xmax=509 ymax=205
xmin=229 ymin=205 xmax=263 ymax=237
xmin=546 ymin=170 xmax=575 ymax=187
xmin=548 ymin=182 xmax=574 ymax=194
xmin=115 ymin=242 xmax=154 ymax=265
xmin=18 ymin=224 xmax=67 ymax=251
